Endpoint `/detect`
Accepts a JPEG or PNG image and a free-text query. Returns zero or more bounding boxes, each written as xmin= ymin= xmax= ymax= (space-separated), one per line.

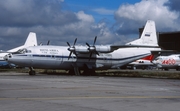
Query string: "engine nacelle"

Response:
xmin=74 ymin=46 xmax=89 ymax=53
xmin=70 ymin=45 xmax=112 ymax=53
xmin=95 ymin=45 xmax=111 ymax=53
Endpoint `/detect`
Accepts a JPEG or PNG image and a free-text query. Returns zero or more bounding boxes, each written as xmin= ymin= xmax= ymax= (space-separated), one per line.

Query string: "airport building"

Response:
xmin=158 ymin=31 xmax=180 ymax=52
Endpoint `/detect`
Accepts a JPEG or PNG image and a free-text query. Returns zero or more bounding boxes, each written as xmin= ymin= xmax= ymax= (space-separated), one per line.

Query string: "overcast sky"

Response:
xmin=0 ymin=0 xmax=180 ymax=50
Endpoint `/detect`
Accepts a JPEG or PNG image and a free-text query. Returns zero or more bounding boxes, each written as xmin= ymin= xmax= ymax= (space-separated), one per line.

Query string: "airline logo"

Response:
xmin=145 ymin=34 xmax=150 ymax=36
xmin=162 ymin=59 xmax=176 ymax=65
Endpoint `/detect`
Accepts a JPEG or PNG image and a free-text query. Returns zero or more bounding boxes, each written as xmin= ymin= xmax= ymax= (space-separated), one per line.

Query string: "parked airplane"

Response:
xmin=152 ymin=54 xmax=180 ymax=70
xmin=0 ymin=32 xmax=37 ymax=68
xmin=4 ymin=20 xmax=161 ymax=75
xmin=125 ymin=54 xmax=155 ymax=70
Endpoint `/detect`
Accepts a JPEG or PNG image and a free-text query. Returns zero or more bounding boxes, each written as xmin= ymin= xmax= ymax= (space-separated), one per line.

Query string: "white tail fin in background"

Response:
xmin=126 ymin=20 xmax=158 ymax=46
xmin=24 ymin=32 xmax=37 ymax=47
xmin=8 ymin=32 xmax=37 ymax=52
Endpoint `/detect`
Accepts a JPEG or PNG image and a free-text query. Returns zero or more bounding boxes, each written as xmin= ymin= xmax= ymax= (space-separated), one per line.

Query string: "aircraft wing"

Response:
xmin=150 ymin=50 xmax=177 ymax=61
xmin=110 ymin=44 xmax=160 ymax=52
xmin=0 ymin=50 xmax=9 ymax=53
xmin=151 ymin=50 xmax=177 ymax=57
xmin=66 ymin=44 xmax=161 ymax=58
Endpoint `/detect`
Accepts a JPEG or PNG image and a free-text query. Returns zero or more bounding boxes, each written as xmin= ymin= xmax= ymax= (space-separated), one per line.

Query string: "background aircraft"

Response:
xmin=0 ymin=32 xmax=37 ymax=68
xmin=4 ymin=20 xmax=161 ymax=75
xmin=124 ymin=54 xmax=155 ymax=70
xmin=152 ymin=54 xmax=180 ymax=71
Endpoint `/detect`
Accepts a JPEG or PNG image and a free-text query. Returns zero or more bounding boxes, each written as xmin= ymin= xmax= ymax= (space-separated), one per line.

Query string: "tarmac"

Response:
xmin=0 ymin=72 xmax=180 ymax=111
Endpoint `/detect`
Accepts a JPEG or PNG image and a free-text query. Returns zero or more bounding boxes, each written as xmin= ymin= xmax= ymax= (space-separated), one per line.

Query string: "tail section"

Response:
xmin=141 ymin=54 xmax=154 ymax=61
xmin=24 ymin=32 xmax=37 ymax=47
xmin=8 ymin=32 xmax=37 ymax=52
xmin=126 ymin=20 xmax=158 ymax=46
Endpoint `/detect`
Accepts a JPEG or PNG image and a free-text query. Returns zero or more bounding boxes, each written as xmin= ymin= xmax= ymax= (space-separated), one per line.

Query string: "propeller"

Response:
xmin=38 ymin=40 xmax=50 ymax=46
xmin=86 ymin=36 xmax=99 ymax=60
xmin=39 ymin=42 xmax=43 ymax=46
xmin=67 ymin=38 xmax=77 ymax=60
xmin=47 ymin=40 xmax=50 ymax=45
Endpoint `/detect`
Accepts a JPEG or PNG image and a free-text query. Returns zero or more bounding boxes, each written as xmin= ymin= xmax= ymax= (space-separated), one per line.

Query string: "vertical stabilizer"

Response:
xmin=24 ymin=32 xmax=37 ymax=47
xmin=141 ymin=54 xmax=154 ymax=61
xmin=126 ymin=20 xmax=158 ymax=46
xmin=8 ymin=32 xmax=37 ymax=52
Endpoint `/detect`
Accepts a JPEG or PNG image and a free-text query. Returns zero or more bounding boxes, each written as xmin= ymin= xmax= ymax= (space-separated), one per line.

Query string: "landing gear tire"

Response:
xmin=82 ymin=69 xmax=96 ymax=76
xmin=29 ymin=70 xmax=36 ymax=75
xmin=133 ymin=66 xmax=136 ymax=70
xmin=176 ymin=67 xmax=180 ymax=71
xmin=164 ymin=68 xmax=169 ymax=71
xmin=68 ymin=70 xmax=76 ymax=75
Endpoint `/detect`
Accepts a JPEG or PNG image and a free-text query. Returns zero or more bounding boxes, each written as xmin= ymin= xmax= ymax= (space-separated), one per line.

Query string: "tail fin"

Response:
xmin=126 ymin=20 xmax=158 ymax=46
xmin=141 ymin=54 xmax=154 ymax=61
xmin=8 ymin=32 xmax=37 ymax=52
xmin=24 ymin=32 xmax=37 ymax=46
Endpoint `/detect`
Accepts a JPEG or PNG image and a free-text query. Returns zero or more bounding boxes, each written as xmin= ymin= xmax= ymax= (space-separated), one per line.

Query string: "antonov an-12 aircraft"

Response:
xmin=4 ymin=20 xmax=161 ymax=75
xmin=0 ymin=32 xmax=37 ymax=68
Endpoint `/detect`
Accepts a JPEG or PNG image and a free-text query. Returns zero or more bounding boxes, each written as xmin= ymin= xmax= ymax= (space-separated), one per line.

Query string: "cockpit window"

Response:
xmin=154 ymin=57 xmax=162 ymax=61
xmin=13 ymin=48 xmax=31 ymax=54
xmin=19 ymin=48 xmax=27 ymax=54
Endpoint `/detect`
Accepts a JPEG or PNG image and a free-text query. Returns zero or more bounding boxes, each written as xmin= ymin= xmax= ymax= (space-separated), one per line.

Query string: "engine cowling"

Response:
xmin=95 ymin=45 xmax=111 ymax=53
xmin=74 ymin=45 xmax=111 ymax=53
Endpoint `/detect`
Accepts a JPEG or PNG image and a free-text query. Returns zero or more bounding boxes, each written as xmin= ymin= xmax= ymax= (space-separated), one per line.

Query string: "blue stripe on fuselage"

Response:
xmin=13 ymin=53 xmax=149 ymax=61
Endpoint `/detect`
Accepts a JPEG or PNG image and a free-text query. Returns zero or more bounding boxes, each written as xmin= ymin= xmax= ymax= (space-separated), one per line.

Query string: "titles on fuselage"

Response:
xmin=40 ymin=49 xmax=59 ymax=54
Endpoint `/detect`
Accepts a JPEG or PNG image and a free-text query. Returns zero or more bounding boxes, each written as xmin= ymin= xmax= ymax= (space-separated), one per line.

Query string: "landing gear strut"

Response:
xmin=68 ymin=64 xmax=80 ymax=75
xmin=29 ymin=67 xmax=36 ymax=75
xmin=82 ymin=69 xmax=96 ymax=76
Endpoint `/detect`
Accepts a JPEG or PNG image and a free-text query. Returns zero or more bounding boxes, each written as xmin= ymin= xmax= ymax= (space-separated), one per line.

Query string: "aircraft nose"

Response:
xmin=3 ymin=53 xmax=12 ymax=61
xmin=152 ymin=60 xmax=156 ymax=64
xmin=152 ymin=60 xmax=162 ymax=68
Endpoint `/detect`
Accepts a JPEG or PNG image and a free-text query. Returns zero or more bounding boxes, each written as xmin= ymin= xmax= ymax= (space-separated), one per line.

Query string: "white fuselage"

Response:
xmin=0 ymin=45 xmax=31 ymax=67
xmin=129 ymin=59 xmax=153 ymax=66
xmin=152 ymin=55 xmax=180 ymax=69
xmin=5 ymin=45 xmax=160 ymax=70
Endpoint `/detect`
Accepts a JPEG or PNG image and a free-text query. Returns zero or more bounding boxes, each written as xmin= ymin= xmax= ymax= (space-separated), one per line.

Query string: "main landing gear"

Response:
xmin=68 ymin=64 xmax=96 ymax=76
xmin=29 ymin=67 xmax=36 ymax=75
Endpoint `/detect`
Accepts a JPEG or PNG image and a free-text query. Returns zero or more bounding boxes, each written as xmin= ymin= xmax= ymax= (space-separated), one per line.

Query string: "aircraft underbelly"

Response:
xmin=110 ymin=48 xmax=151 ymax=68
xmin=9 ymin=57 xmax=32 ymax=67
xmin=31 ymin=57 xmax=63 ymax=69
xmin=160 ymin=64 xmax=178 ymax=68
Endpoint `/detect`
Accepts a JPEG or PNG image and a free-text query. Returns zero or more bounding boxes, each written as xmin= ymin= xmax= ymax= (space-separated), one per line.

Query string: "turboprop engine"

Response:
xmin=66 ymin=37 xmax=112 ymax=59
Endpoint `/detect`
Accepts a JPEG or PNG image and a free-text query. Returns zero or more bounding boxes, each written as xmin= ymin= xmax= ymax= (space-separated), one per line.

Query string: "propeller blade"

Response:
xmin=67 ymin=42 xmax=71 ymax=47
xmin=86 ymin=43 xmax=90 ymax=47
xmin=47 ymin=40 xmax=50 ymax=45
xmin=95 ymin=51 xmax=99 ymax=56
xmin=89 ymin=53 xmax=93 ymax=61
xmin=93 ymin=36 xmax=97 ymax=46
xmin=68 ymin=52 xmax=72 ymax=60
xmin=39 ymin=42 xmax=43 ymax=46
xmin=73 ymin=38 xmax=77 ymax=46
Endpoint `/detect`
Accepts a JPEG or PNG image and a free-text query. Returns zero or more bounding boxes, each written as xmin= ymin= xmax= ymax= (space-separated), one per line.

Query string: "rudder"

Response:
xmin=126 ymin=20 xmax=158 ymax=46
xmin=24 ymin=32 xmax=37 ymax=46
